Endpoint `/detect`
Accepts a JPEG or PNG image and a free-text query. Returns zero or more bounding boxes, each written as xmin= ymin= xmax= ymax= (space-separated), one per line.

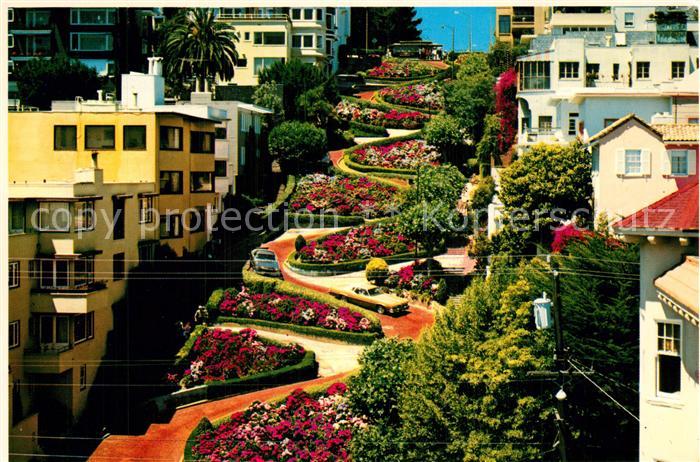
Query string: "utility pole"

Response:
xmin=551 ymin=261 xmax=568 ymax=462
xmin=469 ymin=14 xmax=473 ymax=52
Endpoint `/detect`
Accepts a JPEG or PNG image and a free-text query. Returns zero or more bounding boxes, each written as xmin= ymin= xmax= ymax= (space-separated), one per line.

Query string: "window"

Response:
xmin=9 ymin=321 xmax=20 ymax=349
xmin=74 ymin=257 xmax=95 ymax=287
xmin=74 ymin=312 xmax=94 ymax=344
xmin=604 ymin=118 xmax=618 ymax=127
xmin=113 ymin=197 xmax=124 ymax=240
xmin=669 ymin=150 xmax=690 ymax=176
xmin=215 ymin=127 xmax=227 ymax=139
xmin=70 ymin=8 xmax=116 ymax=25
xmin=13 ymin=35 xmax=51 ymax=56
xmin=316 ymin=9 xmax=323 ymax=20
xmin=624 ymin=12 xmax=634 ymax=27
xmin=318 ymin=36 xmax=324 ymax=50
xmin=498 ymin=15 xmax=511 ymax=34
xmin=85 ymin=125 xmax=115 ymax=149
xmin=8 ymin=34 xmax=14 ymax=49
xmin=624 ymin=149 xmax=642 ymax=174
xmin=215 ymin=160 xmax=228 ymax=177
xmin=518 ymin=61 xmax=550 ymax=90
xmin=73 ymin=201 xmax=95 ymax=231
xmin=26 ymin=10 xmax=50 ymax=27
xmin=112 ymin=253 xmax=125 ymax=281
xmin=54 ymin=126 xmax=77 ymax=150
xmin=160 ymin=214 xmax=182 ymax=239
xmin=138 ymin=241 xmax=157 ymax=264
xmin=37 ymin=257 xmax=94 ymax=290
xmin=304 ymin=9 xmax=314 ymax=20
xmin=70 ymin=32 xmax=114 ymax=52
xmin=657 ymin=322 xmax=681 ymax=395
xmin=160 ymin=126 xmax=183 ymax=150
xmin=9 ymin=202 xmax=25 ymax=235
xmin=671 ymin=61 xmax=685 ymax=79
xmin=292 ymin=34 xmax=314 ymax=48
xmin=190 ymin=131 xmax=214 ymax=153
xmin=237 ymin=55 xmax=248 ymax=67
xmin=124 ymin=125 xmax=146 ymax=150
xmin=559 ymin=62 xmax=579 ymax=79
xmin=38 ymin=315 xmax=70 ymax=348
xmin=9 ymin=261 xmax=20 ymax=289
xmin=191 ymin=172 xmax=214 ymax=193
xmin=568 ymin=113 xmax=579 ymax=136
xmin=189 ymin=207 xmax=206 ymax=233
xmin=159 ymin=171 xmax=182 ymax=194
xmin=38 ymin=202 xmax=71 ymax=232
xmin=689 ymin=118 xmax=699 ymax=124
xmin=585 ymin=63 xmax=599 ymax=84
xmin=139 ymin=196 xmax=155 ymax=223
xmin=8 ymin=8 xmax=13 ymax=22
xmin=79 ymin=364 xmax=87 ymax=390
xmin=291 ymin=9 xmax=301 ymax=20
xmin=538 ymin=116 xmax=553 ymax=132
xmin=636 ymin=61 xmax=650 ymax=79
xmin=244 ymin=32 xmax=250 ymax=41
xmin=253 ymin=32 xmax=285 ymax=45
xmin=254 ymin=57 xmax=284 ymax=75
xmin=612 ymin=63 xmax=620 ymax=81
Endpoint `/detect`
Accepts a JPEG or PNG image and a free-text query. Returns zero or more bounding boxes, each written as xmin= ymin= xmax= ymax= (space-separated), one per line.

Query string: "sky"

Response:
xmin=415 ymin=7 xmax=496 ymax=53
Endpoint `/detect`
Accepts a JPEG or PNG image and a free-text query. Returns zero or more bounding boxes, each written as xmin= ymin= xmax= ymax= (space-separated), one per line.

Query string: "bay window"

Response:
xmin=74 ymin=312 xmax=94 ymax=344
xmin=36 ymin=256 xmax=95 ymax=290
xmin=518 ymin=61 xmax=550 ymax=90
xmin=39 ymin=315 xmax=70 ymax=349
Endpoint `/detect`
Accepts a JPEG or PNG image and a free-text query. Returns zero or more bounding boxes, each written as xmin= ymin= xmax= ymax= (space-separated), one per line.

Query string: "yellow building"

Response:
xmin=495 ymin=7 xmax=550 ymax=45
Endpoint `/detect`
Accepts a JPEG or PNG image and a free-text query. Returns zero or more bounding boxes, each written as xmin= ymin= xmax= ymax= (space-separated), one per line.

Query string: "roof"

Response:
xmin=236 ymin=102 xmax=274 ymax=115
xmin=651 ymin=123 xmax=700 ymax=142
xmin=655 ymin=256 xmax=699 ymax=323
xmin=614 ymin=180 xmax=699 ymax=233
xmin=548 ymin=12 xmax=615 ymax=27
xmin=588 ymin=113 xmax=662 ymax=143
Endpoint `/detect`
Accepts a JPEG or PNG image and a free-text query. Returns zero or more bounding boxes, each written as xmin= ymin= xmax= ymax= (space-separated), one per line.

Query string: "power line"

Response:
xmin=568 ymin=360 xmax=639 ymax=422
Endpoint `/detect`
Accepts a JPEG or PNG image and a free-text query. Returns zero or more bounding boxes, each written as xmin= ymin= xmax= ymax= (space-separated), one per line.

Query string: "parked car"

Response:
xmin=329 ymin=283 xmax=408 ymax=315
xmin=336 ymin=74 xmax=366 ymax=95
xmin=250 ymin=248 xmax=281 ymax=278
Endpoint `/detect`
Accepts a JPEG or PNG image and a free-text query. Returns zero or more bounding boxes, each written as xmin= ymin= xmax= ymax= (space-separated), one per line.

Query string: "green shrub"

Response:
xmin=206 ymin=288 xmax=225 ymax=319
xmin=469 ymin=175 xmax=496 ymax=212
xmin=287 ymin=250 xmax=422 ymax=276
xmin=269 ymin=121 xmax=327 ymax=169
xmin=174 ymin=325 xmax=206 ymax=365
xmin=262 ymin=175 xmax=296 ymax=217
xmin=184 ymin=417 xmax=213 ymax=461
xmin=434 ymin=278 xmax=448 ymax=304
xmin=366 ymin=258 xmax=389 ymax=284
xmin=294 ymin=235 xmax=307 ymax=252
xmin=349 ymin=120 xmax=389 ymax=137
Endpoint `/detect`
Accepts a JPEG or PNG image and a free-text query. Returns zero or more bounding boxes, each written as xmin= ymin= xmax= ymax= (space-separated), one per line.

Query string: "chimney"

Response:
xmin=148 ymin=57 xmax=163 ymax=76
xmin=96 ymin=89 xmax=104 ymax=101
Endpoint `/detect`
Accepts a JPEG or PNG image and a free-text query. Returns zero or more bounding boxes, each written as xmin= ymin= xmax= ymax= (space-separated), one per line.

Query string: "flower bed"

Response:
xmin=335 ymin=99 xmax=428 ymax=130
xmin=378 ymin=83 xmax=443 ymax=110
xmin=170 ymin=328 xmax=305 ymax=389
xmin=384 ymin=260 xmax=447 ymax=304
xmin=289 ymin=174 xmax=400 ymax=218
xmin=191 ymin=383 xmax=364 ymax=461
xmin=297 ymin=224 xmax=414 ymax=265
xmin=365 ymin=60 xmax=438 ymax=80
xmin=350 ymin=139 xmax=440 ymax=171
xmin=218 ymin=286 xmax=381 ymax=334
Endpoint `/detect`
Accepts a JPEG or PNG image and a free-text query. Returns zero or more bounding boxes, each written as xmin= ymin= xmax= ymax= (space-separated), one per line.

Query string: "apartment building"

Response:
xmin=8 ymin=7 xmax=163 ymax=100
xmin=614 ymin=183 xmax=699 ymax=462
xmin=495 ymin=7 xmax=550 ymax=45
xmin=215 ymin=7 xmax=351 ymax=86
xmin=589 ymin=113 xmax=698 ymax=223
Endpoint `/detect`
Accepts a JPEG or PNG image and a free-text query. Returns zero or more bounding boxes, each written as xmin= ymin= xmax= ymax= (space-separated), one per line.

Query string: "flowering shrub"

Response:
xmin=298 ymin=225 xmax=415 ymax=264
xmin=384 ymin=260 xmax=445 ymax=302
xmin=366 ymin=60 xmax=437 ymax=79
xmin=379 ymin=83 xmax=443 ymax=110
xmin=551 ymin=224 xmax=594 ymax=253
xmin=218 ymin=286 xmax=379 ymax=333
xmin=494 ymin=68 xmax=518 ymax=152
xmin=335 ymin=100 xmax=428 ymax=129
xmin=351 ymin=140 xmax=440 ymax=170
xmin=170 ymin=328 xmax=304 ymax=389
xmin=192 ymin=383 xmax=365 ymax=461
xmin=289 ymin=174 xmax=400 ymax=218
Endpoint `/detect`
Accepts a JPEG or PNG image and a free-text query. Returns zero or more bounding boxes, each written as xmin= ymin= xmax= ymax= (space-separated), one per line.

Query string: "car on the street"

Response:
xmin=336 ymin=74 xmax=366 ymax=95
xmin=249 ymin=248 xmax=282 ymax=277
xmin=329 ymin=283 xmax=408 ymax=315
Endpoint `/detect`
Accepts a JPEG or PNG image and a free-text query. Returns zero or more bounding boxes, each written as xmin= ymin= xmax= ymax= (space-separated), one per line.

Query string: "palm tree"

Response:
xmin=162 ymin=8 xmax=238 ymax=93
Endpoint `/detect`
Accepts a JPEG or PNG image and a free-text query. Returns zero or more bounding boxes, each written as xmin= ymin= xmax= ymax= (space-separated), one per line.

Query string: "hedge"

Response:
xmin=241 ymin=264 xmax=382 ymax=329
xmin=342 ymin=95 xmax=432 ymax=123
xmin=262 ymin=175 xmax=296 ymax=217
xmin=332 ymin=159 xmax=411 ymax=191
xmin=286 ymin=249 xmax=425 ymax=276
xmin=218 ymin=317 xmax=382 ymax=345
xmin=341 ymin=132 xmax=426 ymax=179
xmin=349 ymin=120 xmax=389 ymax=137
xmin=175 ymin=324 xmax=207 ymax=366
xmin=374 ymin=91 xmax=441 ymax=115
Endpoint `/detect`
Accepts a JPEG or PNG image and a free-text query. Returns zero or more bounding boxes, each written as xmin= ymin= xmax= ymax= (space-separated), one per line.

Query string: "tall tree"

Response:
xmin=349 ymin=8 xmax=422 ymax=50
xmin=257 ymin=59 xmax=330 ymax=120
xmin=15 ymin=56 xmax=102 ymax=110
xmin=161 ymin=8 xmax=238 ymax=93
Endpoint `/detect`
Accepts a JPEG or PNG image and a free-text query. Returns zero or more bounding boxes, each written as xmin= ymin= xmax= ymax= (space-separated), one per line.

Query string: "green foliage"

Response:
xmin=498 ymin=141 xmax=592 ymax=246
xmin=444 ymin=74 xmax=495 ymax=144
xmin=294 ymin=235 xmax=307 ymax=253
xmin=161 ymin=9 xmax=238 ymax=93
xmin=475 ymin=114 xmax=502 ymax=171
xmin=455 ymin=52 xmax=491 ymax=80
xmin=252 ymin=81 xmax=284 ymax=120
xmin=348 ymin=121 xmax=389 ymax=137
xmin=423 ymin=114 xmax=468 ymax=165
xmin=469 ymin=175 xmax=496 ymax=213
xmin=174 ymin=325 xmax=207 ymax=365
xmin=486 ymin=41 xmax=527 ymax=77
xmin=297 ymin=85 xmax=336 ymax=127
xmin=349 ymin=7 xmax=422 ymax=50
xmin=15 ymin=56 xmax=103 ymax=110
xmin=287 ymin=249 xmax=421 ymax=275
xmin=185 ymin=417 xmax=213 ymax=461
xmin=365 ymin=258 xmax=389 ymax=284
xmin=268 ymin=121 xmax=327 ymax=170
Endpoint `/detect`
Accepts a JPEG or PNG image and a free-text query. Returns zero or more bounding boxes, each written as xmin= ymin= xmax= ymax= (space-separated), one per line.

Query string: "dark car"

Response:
xmin=336 ymin=74 xmax=366 ymax=95
xmin=250 ymin=248 xmax=282 ymax=277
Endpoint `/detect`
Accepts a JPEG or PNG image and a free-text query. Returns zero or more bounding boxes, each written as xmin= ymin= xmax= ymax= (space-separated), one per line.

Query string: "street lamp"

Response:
xmin=441 ymin=24 xmax=455 ymax=79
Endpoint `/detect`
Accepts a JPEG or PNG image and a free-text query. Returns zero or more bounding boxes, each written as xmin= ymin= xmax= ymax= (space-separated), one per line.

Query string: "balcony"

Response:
xmin=31 ymin=282 xmax=108 ymax=314
xmin=519 ymin=127 xmax=566 ymax=145
xmin=217 ymin=13 xmax=288 ymax=21
xmin=23 ymin=344 xmax=73 ymax=374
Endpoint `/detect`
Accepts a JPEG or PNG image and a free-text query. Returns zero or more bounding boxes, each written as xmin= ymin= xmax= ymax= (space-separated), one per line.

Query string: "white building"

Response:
xmin=614 ymin=183 xmax=699 ymax=462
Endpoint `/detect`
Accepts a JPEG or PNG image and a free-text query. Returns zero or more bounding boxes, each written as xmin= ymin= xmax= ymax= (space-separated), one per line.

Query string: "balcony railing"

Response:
xmin=520 ymin=127 xmax=562 ymax=143
xmin=513 ymin=15 xmax=535 ymax=24
xmin=218 ymin=13 xmax=288 ymax=20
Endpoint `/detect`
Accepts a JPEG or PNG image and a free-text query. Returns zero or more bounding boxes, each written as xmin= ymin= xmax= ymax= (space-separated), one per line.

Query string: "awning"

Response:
xmin=655 ymin=256 xmax=699 ymax=325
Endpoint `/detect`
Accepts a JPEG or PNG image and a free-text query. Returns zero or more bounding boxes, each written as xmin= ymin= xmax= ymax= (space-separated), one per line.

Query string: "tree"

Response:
xmin=349 ymin=8 xmax=422 ymax=50
xmin=455 ymin=52 xmax=490 ymax=80
xmin=258 ymin=59 xmax=328 ymax=120
xmin=498 ymin=141 xmax=592 ymax=246
xmin=486 ymin=41 xmax=527 ymax=77
xmin=443 ymin=74 xmax=495 ymax=144
xmin=297 ymin=85 xmax=336 ymax=127
xmin=15 ymin=56 xmax=103 ymax=110
xmin=475 ymin=114 xmax=502 ymax=173
xmin=268 ymin=121 xmax=327 ymax=171
xmin=161 ymin=8 xmax=238 ymax=93
xmin=494 ymin=68 xmax=518 ymax=153
xmin=423 ymin=115 xmax=469 ymax=167
xmin=252 ymin=81 xmax=284 ymax=121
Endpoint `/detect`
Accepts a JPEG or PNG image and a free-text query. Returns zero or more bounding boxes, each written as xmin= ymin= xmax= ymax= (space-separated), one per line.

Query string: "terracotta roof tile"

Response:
xmin=651 ymin=123 xmax=700 ymax=142
xmin=613 ymin=180 xmax=699 ymax=231
xmin=655 ymin=256 xmax=699 ymax=319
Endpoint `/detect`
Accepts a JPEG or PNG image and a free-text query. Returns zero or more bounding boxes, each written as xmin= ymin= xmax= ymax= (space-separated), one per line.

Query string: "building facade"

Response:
xmin=614 ymin=183 xmax=699 ymax=462
xmin=215 ymin=7 xmax=351 ymax=86
xmin=495 ymin=6 xmax=550 ymax=45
